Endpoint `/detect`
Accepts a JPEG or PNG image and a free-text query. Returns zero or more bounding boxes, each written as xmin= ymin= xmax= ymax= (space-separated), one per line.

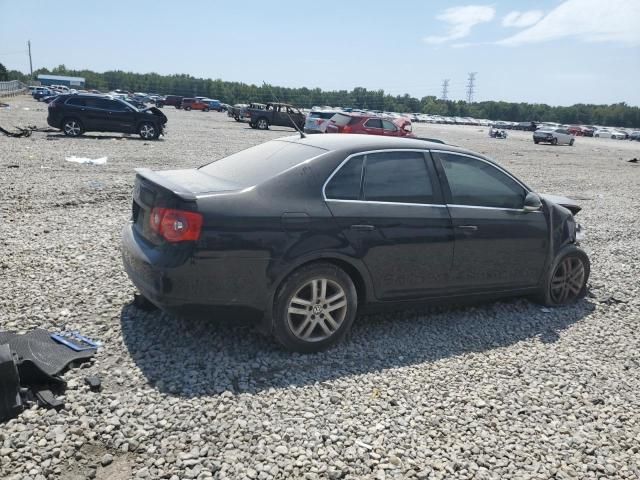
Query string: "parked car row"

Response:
xmin=156 ymin=95 xmax=226 ymax=112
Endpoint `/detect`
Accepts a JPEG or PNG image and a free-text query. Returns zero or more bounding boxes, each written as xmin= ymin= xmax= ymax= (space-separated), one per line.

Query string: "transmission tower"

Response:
xmin=440 ymin=79 xmax=449 ymax=101
xmin=466 ymin=72 xmax=477 ymax=103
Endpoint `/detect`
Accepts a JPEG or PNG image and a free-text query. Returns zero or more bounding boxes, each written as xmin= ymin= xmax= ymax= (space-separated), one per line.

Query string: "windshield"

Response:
xmin=199 ymin=140 xmax=326 ymax=187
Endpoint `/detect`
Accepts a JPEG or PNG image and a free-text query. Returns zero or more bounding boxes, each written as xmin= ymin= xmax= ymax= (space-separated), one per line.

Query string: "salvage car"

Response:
xmin=248 ymin=103 xmax=305 ymax=130
xmin=121 ymin=134 xmax=590 ymax=352
xmin=47 ymin=94 xmax=167 ymax=139
xmin=533 ymin=128 xmax=575 ymax=145
xmin=325 ymin=113 xmax=414 ymax=137
xmin=181 ymin=98 xmax=210 ymax=111
xmin=304 ymin=110 xmax=338 ymax=134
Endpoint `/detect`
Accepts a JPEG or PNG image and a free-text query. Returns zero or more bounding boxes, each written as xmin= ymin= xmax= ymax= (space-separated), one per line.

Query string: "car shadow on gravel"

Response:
xmin=45 ymin=133 xmax=162 ymax=141
xmin=120 ymin=297 xmax=595 ymax=398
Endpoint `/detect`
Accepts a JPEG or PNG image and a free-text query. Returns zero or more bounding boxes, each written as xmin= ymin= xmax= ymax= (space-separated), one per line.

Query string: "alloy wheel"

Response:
xmin=64 ymin=121 xmax=81 ymax=136
xmin=140 ymin=124 xmax=155 ymax=139
xmin=258 ymin=119 xmax=268 ymax=129
xmin=550 ymin=256 xmax=585 ymax=304
xmin=287 ymin=278 xmax=348 ymax=342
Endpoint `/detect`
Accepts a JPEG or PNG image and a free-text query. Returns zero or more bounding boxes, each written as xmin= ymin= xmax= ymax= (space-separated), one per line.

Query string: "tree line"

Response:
xmin=5 ymin=64 xmax=639 ymax=127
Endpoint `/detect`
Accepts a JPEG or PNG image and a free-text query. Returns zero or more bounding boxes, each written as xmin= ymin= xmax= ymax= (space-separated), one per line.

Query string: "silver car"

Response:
xmin=533 ymin=128 xmax=575 ymax=146
xmin=303 ymin=110 xmax=338 ymax=134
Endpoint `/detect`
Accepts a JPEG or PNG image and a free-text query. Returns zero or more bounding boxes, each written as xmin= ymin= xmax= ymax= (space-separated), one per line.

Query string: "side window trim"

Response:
xmin=430 ymin=150 xmax=532 ymax=211
xmin=323 ymin=149 xmax=445 ymax=206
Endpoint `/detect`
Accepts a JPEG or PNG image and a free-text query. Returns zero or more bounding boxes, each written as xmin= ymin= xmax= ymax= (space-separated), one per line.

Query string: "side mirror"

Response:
xmin=523 ymin=192 xmax=542 ymax=212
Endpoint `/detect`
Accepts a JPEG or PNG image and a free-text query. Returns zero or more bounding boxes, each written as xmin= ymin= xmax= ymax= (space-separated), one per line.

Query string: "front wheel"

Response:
xmin=272 ymin=262 xmax=358 ymax=353
xmin=534 ymin=246 xmax=590 ymax=306
xmin=139 ymin=122 xmax=159 ymax=140
xmin=552 ymin=137 xmax=558 ymax=145
xmin=203 ymin=107 xmax=209 ymax=112
xmin=534 ymin=139 xmax=539 ymax=144
xmin=569 ymin=138 xmax=575 ymax=146
xmin=184 ymin=106 xmax=191 ymax=111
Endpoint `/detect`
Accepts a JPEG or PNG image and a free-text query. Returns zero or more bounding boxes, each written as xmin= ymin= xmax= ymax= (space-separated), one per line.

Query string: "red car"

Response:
xmin=181 ymin=98 xmax=210 ymax=111
xmin=325 ymin=113 xmax=414 ymax=137
xmin=567 ymin=126 xmax=584 ymax=136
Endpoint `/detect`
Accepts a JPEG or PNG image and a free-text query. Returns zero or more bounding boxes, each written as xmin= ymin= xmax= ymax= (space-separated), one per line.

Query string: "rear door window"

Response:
xmin=66 ymin=97 xmax=85 ymax=107
xmin=364 ymin=118 xmax=383 ymax=129
xmin=324 ymin=155 xmax=364 ymax=200
xmin=363 ymin=151 xmax=435 ymax=204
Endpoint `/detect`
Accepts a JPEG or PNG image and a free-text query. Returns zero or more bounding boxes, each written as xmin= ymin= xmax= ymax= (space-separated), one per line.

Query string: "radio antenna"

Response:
xmin=262 ymin=81 xmax=306 ymax=139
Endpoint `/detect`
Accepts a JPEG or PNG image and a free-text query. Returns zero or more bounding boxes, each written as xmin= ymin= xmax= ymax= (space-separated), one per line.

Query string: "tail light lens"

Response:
xmin=149 ymin=207 xmax=203 ymax=243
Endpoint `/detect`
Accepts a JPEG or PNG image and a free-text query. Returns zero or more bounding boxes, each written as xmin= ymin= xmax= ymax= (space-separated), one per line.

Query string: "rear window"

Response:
xmin=310 ymin=112 xmax=336 ymax=120
xmin=330 ymin=113 xmax=353 ymax=127
xmin=199 ymin=141 xmax=325 ymax=187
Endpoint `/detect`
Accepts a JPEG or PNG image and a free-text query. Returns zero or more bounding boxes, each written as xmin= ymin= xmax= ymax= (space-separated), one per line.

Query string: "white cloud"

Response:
xmin=502 ymin=10 xmax=544 ymax=28
xmin=498 ymin=0 xmax=640 ymax=46
xmin=424 ymin=5 xmax=495 ymax=45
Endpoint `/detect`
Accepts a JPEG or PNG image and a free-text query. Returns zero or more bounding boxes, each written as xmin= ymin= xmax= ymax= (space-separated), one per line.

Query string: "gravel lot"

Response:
xmin=1 ymin=95 xmax=639 ymax=480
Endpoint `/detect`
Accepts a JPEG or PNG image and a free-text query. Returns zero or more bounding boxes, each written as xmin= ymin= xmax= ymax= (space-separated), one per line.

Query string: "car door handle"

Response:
xmin=456 ymin=225 xmax=478 ymax=231
xmin=350 ymin=224 xmax=375 ymax=231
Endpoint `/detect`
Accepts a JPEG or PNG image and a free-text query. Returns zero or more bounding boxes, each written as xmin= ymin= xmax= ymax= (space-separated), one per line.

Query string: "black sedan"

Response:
xmin=122 ymin=134 xmax=589 ymax=352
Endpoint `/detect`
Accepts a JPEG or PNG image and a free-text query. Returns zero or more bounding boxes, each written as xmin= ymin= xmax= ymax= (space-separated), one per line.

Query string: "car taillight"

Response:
xmin=149 ymin=207 xmax=203 ymax=243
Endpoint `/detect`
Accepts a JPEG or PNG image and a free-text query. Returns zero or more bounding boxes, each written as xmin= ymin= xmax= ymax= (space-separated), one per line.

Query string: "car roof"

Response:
xmin=275 ymin=134 xmax=475 ymax=157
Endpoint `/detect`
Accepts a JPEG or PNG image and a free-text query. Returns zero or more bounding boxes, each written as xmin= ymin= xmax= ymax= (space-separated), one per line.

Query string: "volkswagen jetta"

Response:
xmin=122 ymin=134 xmax=589 ymax=352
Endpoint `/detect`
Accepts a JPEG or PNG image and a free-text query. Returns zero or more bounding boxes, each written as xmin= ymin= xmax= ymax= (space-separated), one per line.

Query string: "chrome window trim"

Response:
xmin=447 ymin=204 xmax=542 ymax=213
xmin=326 ymin=198 xmax=448 ymax=208
xmin=322 ymin=149 xmax=441 ymax=205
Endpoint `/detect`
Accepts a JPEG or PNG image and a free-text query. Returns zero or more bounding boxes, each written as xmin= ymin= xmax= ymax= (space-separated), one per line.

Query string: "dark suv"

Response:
xmin=47 ymin=94 xmax=168 ymax=140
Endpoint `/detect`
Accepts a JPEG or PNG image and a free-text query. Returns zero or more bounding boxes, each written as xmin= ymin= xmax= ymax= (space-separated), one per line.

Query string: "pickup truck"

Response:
xmin=248 ymin=103 xmax=305 ymax=131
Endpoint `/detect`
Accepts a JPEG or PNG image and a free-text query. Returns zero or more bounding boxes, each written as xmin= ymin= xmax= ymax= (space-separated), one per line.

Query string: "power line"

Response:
xmin=466 ymin=72 xmax=477 ymax=103
xmin=440 ymin=79 xmax=449 ymax=101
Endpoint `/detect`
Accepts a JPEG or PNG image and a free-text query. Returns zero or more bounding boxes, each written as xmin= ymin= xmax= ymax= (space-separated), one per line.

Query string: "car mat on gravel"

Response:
xmin=0 ymin=329 xmax=97 ymax=384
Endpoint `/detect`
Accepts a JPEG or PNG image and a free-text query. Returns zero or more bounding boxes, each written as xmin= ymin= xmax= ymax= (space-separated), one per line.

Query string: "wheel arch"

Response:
xmin=259 ymin=254 xmax=373 ymax=335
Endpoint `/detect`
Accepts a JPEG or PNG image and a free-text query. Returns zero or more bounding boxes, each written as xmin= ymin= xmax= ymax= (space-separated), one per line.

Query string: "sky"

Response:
xmin=1 ymin=0 xmax=638 ymax=106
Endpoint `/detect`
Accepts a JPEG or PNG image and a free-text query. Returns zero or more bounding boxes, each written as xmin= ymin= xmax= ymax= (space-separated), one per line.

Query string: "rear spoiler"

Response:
xmin=135 ymin=168 xmax=198 ymax=201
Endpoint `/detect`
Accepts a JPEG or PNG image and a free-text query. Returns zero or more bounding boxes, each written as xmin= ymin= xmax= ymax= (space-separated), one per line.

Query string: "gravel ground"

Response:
xmin=1 ymin=95 xmax=639 ymax=480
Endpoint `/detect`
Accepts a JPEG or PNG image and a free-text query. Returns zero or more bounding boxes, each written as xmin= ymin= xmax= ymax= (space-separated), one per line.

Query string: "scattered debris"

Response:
xmin=0 ymin=125 xmax=36 ymax=138
xmin=7 ymin=164 xmax=19 ymax=169
xmin=0 ymin=102 xmax=9 ymax=109
xmin=85 ymin=375 xmax=102 ymax=392
xmin=628 ymin=158 xmax=638 ymax=163
xmin=0 ymin=329 xmax=98 ymax=422
xmin=66 ymin=156 xmax=108 ymax=165
xmin=540 ymin=308 xmax=552 ymax=313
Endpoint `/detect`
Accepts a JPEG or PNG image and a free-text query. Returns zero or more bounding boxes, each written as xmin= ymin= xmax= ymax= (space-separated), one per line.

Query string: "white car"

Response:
xmin=594 ymin=129 xmax=626 ymax=139
xmin=533 ymin=128 xmax=575 ymax=146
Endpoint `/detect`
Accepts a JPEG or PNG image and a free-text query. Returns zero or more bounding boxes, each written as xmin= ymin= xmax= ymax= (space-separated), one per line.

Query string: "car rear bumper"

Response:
xmin=121 ymin=224 xmax=270 ymax=319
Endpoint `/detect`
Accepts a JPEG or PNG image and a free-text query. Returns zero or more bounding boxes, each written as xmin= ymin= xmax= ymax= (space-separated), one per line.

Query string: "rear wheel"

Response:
xmin=535 ymin=246 xmax=590 ymax=306
xmin=273 ymin=262 xmax=358 ymax=353
xmin=256 ymin=118 xmax=269 ymax=130
xmin=552 ymin=137 xmax=558 ymax=145
xmin=569 ymin=138 xmax=575 ymax=146
xmin=62 ymin=118 xmax=83 ymax=137
xmin=185 ymin=106 xmax=191 ymax=111
xmin=139 ymin=122 xmax=159 ymax=140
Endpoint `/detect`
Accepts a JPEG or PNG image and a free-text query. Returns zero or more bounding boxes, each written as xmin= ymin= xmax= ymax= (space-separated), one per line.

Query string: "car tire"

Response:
xmin=249 ymin=123 xmax=257 ymax=129
xmin=595 ymin=134 xmax=599 ymax=138
xmin=256 ymin=118 xmax=269 ymax=130
xmin=552 ymin=137 xmax=558 ymax=145
xmin=203 ymin=107 xmax=209 ymax=112
xmin=534 ymin=245 xmax=590 ymax=307
xmin=62 ymin=118 xmax=84 ymax=137
xmin=569 ymin=138 xmax=575 ymax=146
xmin=534 ymin=139 xmax=539 ymax=144
xmin=185 ymin=106 xmax=191 ymax=111
xmin=272 ymin=262 xmax=358 ymax=353
xmin=138 ymin=122 xmax=159 ymax=140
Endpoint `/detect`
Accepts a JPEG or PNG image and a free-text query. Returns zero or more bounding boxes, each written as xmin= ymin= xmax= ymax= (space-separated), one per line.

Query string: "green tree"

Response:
xmin=0 ymin=63 xmax=8 ymax=81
